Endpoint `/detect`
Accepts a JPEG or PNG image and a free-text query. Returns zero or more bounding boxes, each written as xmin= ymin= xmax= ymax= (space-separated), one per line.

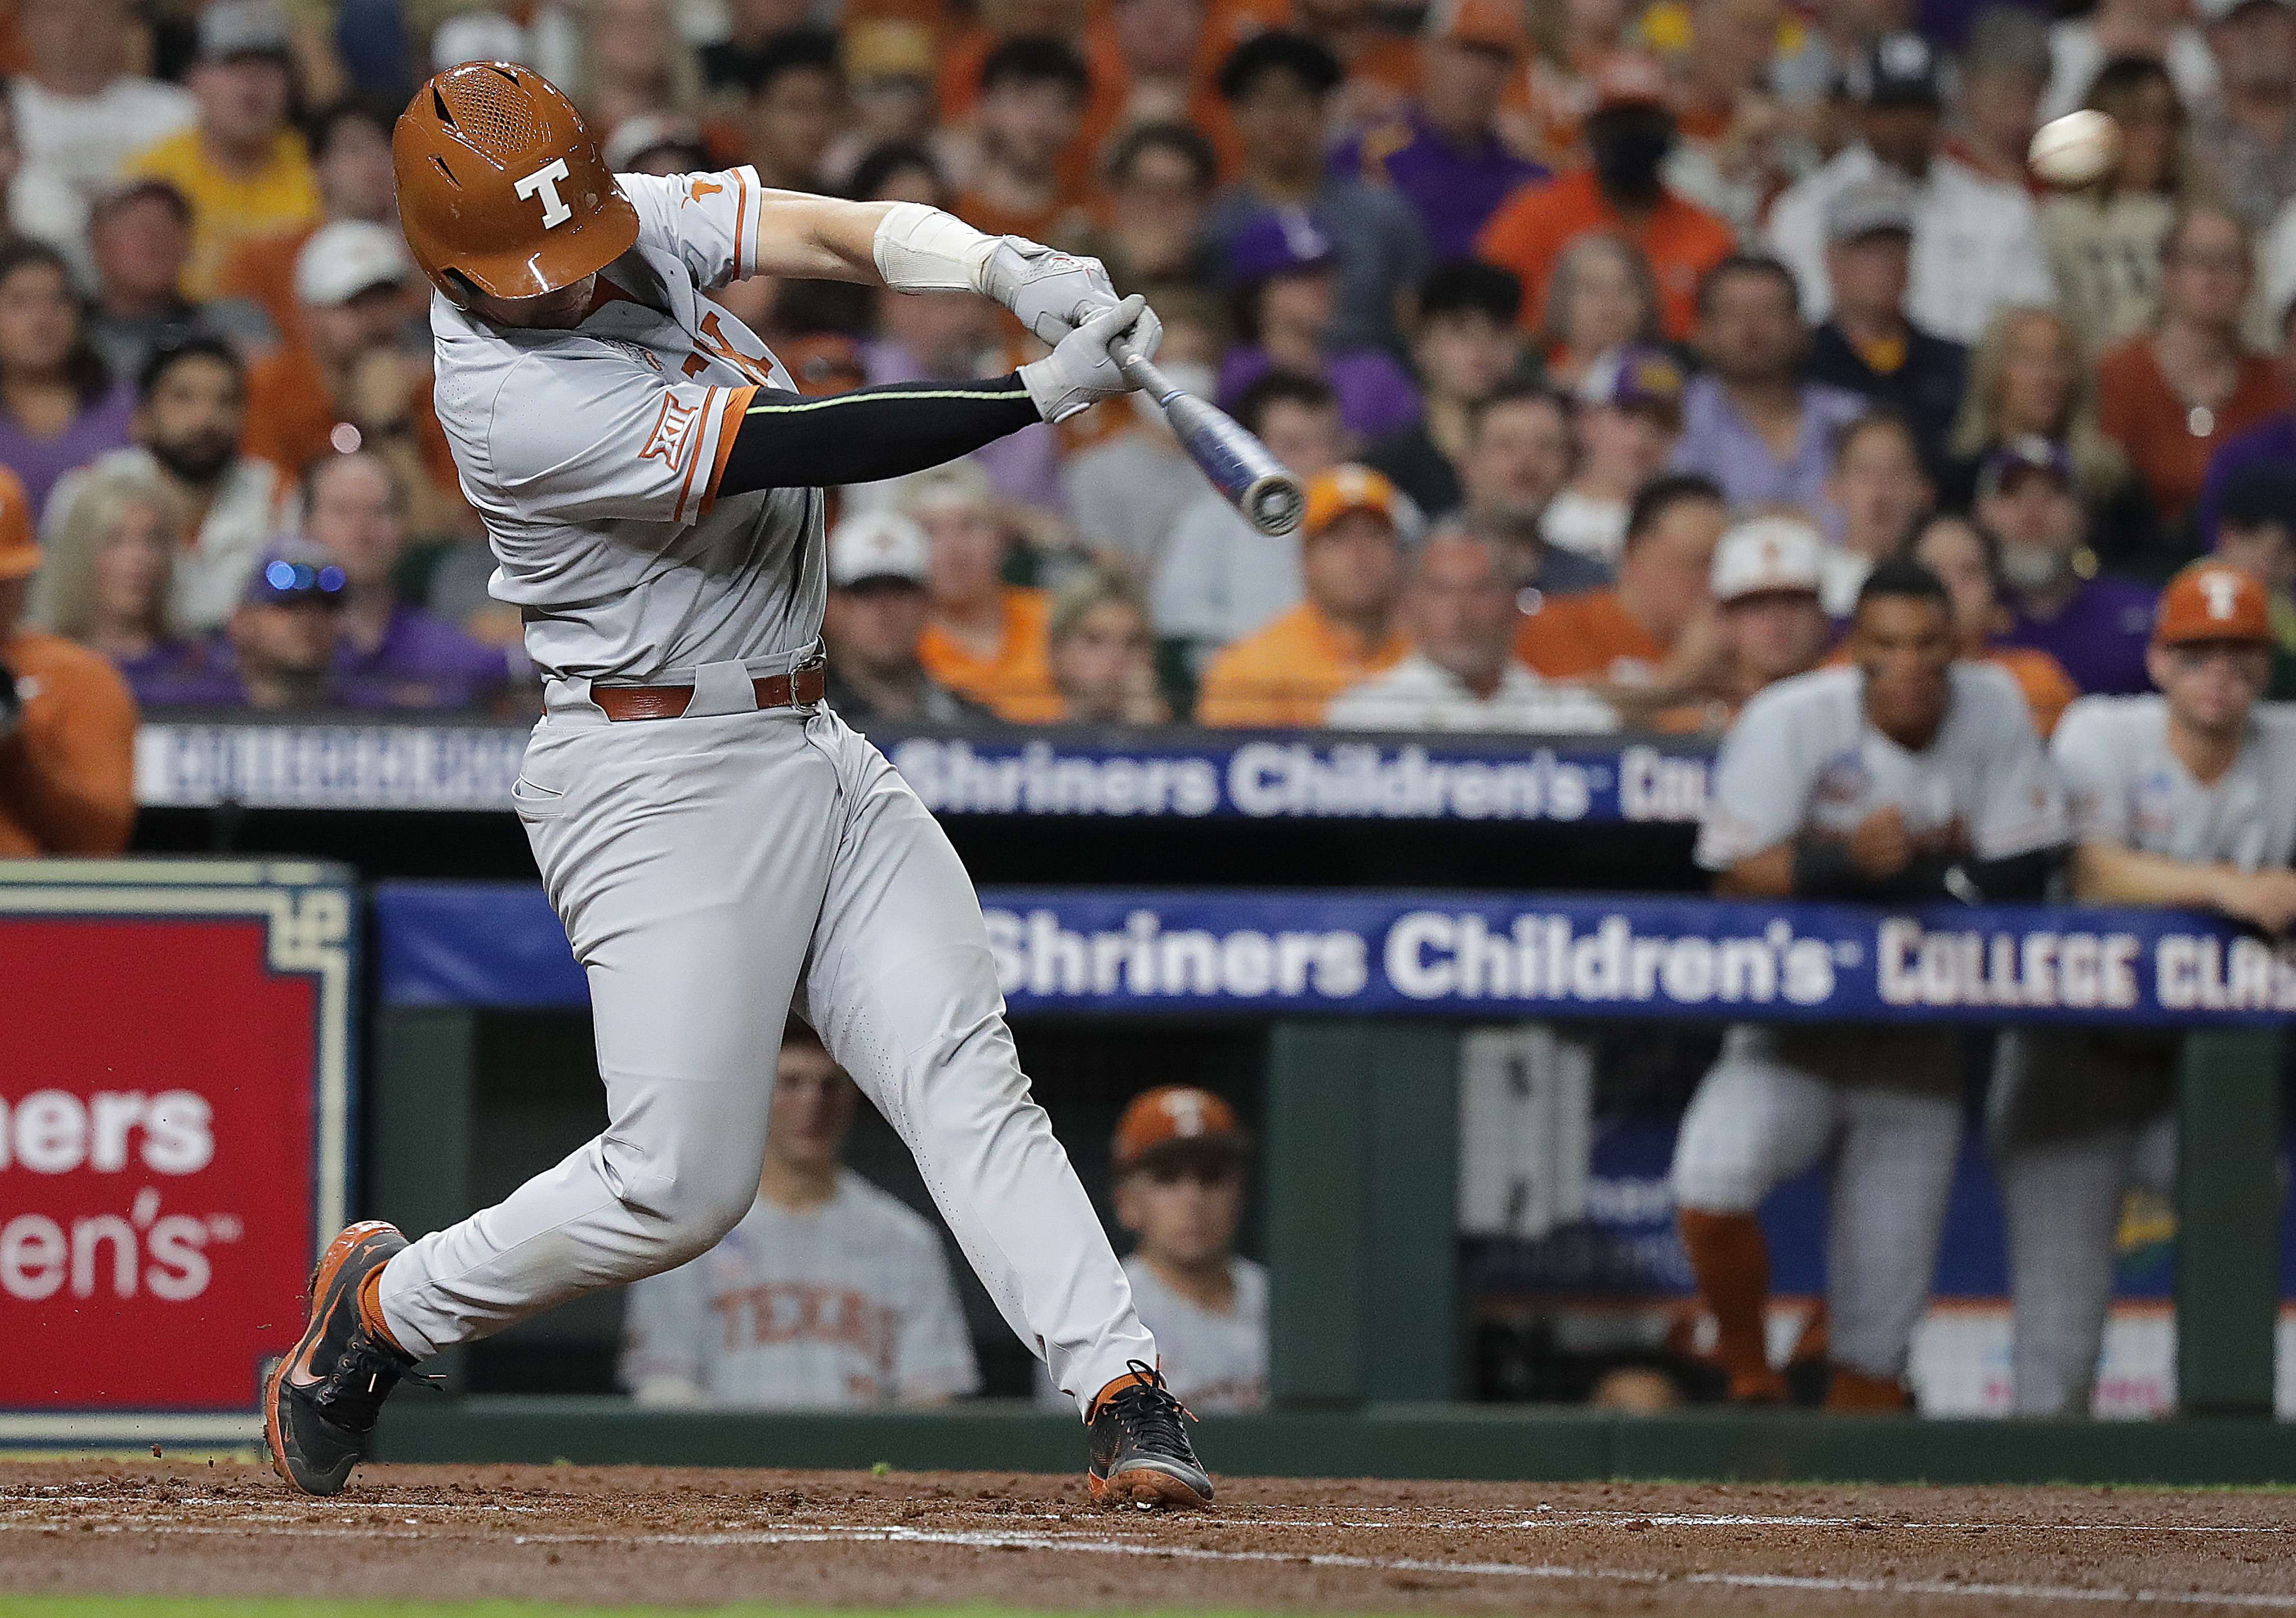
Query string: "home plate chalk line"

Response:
xmin=3 ymin=1511 xmax=2293 ymax=1609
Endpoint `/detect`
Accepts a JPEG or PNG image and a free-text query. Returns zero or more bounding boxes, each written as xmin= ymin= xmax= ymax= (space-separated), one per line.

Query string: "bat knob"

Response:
xmin=1244 ymin=474 xmax=1306 ymax=537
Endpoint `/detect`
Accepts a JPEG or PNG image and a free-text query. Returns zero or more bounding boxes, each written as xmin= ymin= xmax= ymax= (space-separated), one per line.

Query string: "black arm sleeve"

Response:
xmin=1791 ymin=838 xmax=2062 ymax=902
xmin=716 ymin=374 xmax=1042 ymax=497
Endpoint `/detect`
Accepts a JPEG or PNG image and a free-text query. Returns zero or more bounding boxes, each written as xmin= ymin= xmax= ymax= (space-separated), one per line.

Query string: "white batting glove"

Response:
xmin=980 ymin=237 xmax=1163 ymax=358
xmin=1018 ymin=295 xmax=1153 ymax=423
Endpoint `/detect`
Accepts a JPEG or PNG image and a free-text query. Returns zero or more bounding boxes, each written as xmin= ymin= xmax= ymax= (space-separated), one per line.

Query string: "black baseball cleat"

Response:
xmin=265 ymin=1220 xmax=417 ymax=1497
xmin=1087 ymin=1361 xmax=1213 ymax=1509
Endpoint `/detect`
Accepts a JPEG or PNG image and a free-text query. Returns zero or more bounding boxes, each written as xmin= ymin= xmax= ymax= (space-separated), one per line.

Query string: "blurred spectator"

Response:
xmin=956 ymin=37 xmax=1092 ymax=241
xmin=1943 ymin=307 xmax=2161 ymax=570
xmin=1326 ymin=524 xmax=1617 ymax=730
xmin=581 ymin=0 xmax=706 ymax=136
xmin=745 ymin=31 xmax=842 ymax=195
xmin=45 ymin=334 xmax=294 ymax=637
xmin=1217 ymin=208 xmax=1419 ymax=443
xmin=605 ymin=113 xmax=714 ymax=176
xmin=8 ymin=0 xmax=193 ymax=249
xmin=703 ymin=0 xmax=817 ymax=100
xmin=1907 ymin=512 xmax=2081 ymax=735
xmin=1104 ymin=1086 xmax=1264 ymax=1412
xmin=1153 ymin=371 xmax=1347 ymax=668
xmin=2038 ymin=58 xmax=2189 ymax=361
xmin=1768 ymin=33 xmax=2053 ymax=347
xmin=1534 ymin=230 xmax=1664 ymax=392
xmin=0 ymin=239 xmax=136 ymax=518
xmin=1819 ymin=411 xmax=1933 ymax=616
xmin=1804 ymin=175 xmax=1967 ymax=473
xmin=860 ymin=283 xmax=1062 ymax=516
xmin=122 ymin=2 xmax=321 ymax=303
xmin=903 ymin=464 xmax=1061 ymax=721
xmin=1992 ymin=562 xmax=2296 ymax=1418
xmin=215 ymin=97 xmax=401 ymax=348
xmin=1514 ymin=0 xmax=1638 ymax=167
xmin=0 ymin=91 xmax=76 ymax=264
xmin=1676 ymin=560 xmax=2063 ymax=1412
xmin=2208 ymin=460 xmax=2296 ymax=696
xmin=0 ymin=465 xmax=136 ymax=856
xmin=244 ymin=220 xmax=464 ymax=535
xmin=84 ymin=181 xmax=214 ymax=389
xmin=1544 ymin=342 xmax=1685 ymax=566
xmin=821 ymin=510 xmax=991 ymax=725
xmin=1455 ymin=383 xmax=1606 ymax=594
xmin=820 ymin=22 xmax=939 ymax=192
xmin=1062 ymin=301 xmax=1222 ymax=573
xmin=1093 ymin=0 xmax=1222 ymax=153
xmin=1979 ymin=437 xmax=2159 ymax=695
xmin=1334 ymin=0 xmax=1548 ymax=264
xmin=216 ymin=538 xmax=347 ymax=710
xmin=2198 ymin=297 xmax=2296 ymax=548
xmin=1045 ymin=570 xmax=1167 ymax=723
xmin=1079 ymin=123 xmax=1220 ymax=297
xmin=2096 ymin=205 xmax=2283 ymax=538
xmin=1206 ymin=32 xmax=1429 ymax=352
xmin=1706 ymin=514 xmax=1833 ymax=721
xmin=620 ymin=1022 xmax=981 ymax=1409
xmin=1668 ymin=256 xmax=1866 ymax=521
xmin=1658 ymin=0 xmax=1807 ymax=239
xmin=1364 ymin=261 xmax=1524 ymax=518
xmin=1517 ymin=471 xmax=1729 ymax=721
xmin=846 ymin=141 xmax=952 ymax=209
xmin=1195 ymin=463 xmax=1410 ymax=726
xmin=1475 ymin=54 xmax=1734 ymax=342
xmin=2040 ymin=0 xmax=2216 ymax=127
xmin=30 ymin=467 xmax=237 ymax=706
xmin=307 ymin=451 xmax=512 ymax=712
xmin=1948 ymin=7 xmax=2050 ymax=190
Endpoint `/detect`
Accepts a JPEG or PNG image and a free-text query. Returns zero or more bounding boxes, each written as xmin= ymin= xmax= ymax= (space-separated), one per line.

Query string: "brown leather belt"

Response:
xmin=592 ymin=660 xmax=827 ymax=722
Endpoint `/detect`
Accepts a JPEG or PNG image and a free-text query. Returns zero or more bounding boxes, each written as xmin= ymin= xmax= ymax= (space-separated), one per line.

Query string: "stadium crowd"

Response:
xmin=0 ymin=0 xmax=2287 ymax=761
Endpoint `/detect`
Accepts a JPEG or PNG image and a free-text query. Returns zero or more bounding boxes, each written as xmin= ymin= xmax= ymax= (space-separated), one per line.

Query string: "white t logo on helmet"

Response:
xmin=515 ymin=158 xmax=575 ymax=228
xmin=2199 ymin=569 xmax=2243 ymax=620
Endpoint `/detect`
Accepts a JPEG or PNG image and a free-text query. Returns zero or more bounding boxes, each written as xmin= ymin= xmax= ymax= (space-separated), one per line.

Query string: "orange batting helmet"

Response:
xmin=393 ymin=62 xmax=639 ymax=306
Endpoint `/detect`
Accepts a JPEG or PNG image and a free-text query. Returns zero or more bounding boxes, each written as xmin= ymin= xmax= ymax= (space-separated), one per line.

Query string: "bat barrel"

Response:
xmin=1112 ymin=334 xmax=1304 ymax=537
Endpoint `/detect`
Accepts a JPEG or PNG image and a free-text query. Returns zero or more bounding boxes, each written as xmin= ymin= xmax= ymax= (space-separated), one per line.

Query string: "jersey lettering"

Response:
xmin=694 ymin=310 xmax=778 ymax=387
xmin=514 ymin=158 xmax=575 ymax=228
xmin=640 ymin=393 xmax=699 ymax=467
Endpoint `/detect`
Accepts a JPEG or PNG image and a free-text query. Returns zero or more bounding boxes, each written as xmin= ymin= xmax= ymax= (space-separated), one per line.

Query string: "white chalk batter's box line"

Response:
xmin=4 ymin=1497 xmax=2290 ymax=1535
xmin=3 ymin=1517 xmax=2290 ymax=1609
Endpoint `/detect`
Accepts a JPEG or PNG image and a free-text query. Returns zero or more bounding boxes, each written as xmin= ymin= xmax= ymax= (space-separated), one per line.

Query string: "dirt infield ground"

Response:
xmin=3 ymin=1459 xmax=2293 ymax=1615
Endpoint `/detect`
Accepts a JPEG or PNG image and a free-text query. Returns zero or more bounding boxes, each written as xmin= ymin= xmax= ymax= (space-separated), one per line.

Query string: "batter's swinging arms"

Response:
xmin=262 ymin=62 xmax=1211 ymax=1509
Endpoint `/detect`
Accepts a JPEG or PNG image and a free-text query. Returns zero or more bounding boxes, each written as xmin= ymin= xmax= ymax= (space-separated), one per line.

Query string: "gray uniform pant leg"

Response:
xmin=798 ymin=711 xmax=1153 ymax=1414
xmin=1827 ymin=1084 xmax=1962 ymax=1383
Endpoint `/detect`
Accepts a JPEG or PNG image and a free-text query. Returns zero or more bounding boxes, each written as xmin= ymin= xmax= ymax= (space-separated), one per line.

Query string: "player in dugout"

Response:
xmin=0 ymin=464 xmax=137 ymax=858
xmin=618 ymin=1020 xmax=981 ymax=1409
xmin=1989 ymin=562 xmax=2296 ymax=1417
xmin=1671 ymin=559 xmax=2067 ymax=1410
xmin=265 ymin=62 xmax=1211 ymax=1510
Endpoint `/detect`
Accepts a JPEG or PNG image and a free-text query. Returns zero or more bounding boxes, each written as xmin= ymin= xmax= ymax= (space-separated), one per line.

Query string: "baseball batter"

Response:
xmin=1674 ymin=559 xmax=2066 ymax=1410
xmin=264 ymin=62 xmax=1211 ymax=1508
xmin=1991 ymin=561 xmax=2296 ymax=1416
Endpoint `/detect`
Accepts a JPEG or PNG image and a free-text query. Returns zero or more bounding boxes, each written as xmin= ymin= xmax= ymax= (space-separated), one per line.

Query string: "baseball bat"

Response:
xmin=1111 ymin=335 xmax=1305 ymax=537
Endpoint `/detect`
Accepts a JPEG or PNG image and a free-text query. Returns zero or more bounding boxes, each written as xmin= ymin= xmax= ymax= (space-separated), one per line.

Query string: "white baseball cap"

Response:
xmin=1711 ymin=516 xmax=1825 ymax=603
xmin=296 ymin=219 xmax=414 ymax=308
xmin=829 ymin=510 xmax=930 ymax=587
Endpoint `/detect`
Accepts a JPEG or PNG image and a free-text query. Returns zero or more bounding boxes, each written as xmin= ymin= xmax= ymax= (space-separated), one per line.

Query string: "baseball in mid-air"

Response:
xmin=2028 ymin=110 xmax=2122 ymax=188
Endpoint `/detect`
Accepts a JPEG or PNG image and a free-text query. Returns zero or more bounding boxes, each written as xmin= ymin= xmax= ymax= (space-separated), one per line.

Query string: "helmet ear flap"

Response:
xmin=440 ymin=266 xmax=482 ymax=309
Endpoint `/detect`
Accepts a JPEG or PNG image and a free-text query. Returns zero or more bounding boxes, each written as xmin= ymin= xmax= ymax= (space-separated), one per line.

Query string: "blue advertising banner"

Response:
xmin=376 ymin=881 xmax=2296 ymax=1028
xmin=137 ymin=721 xmax=1717 ymax=823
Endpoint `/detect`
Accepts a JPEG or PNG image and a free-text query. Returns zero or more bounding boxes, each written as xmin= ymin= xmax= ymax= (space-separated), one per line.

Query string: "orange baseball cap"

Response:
xmin=1591 ymin=52 xmax=1671 ymax=112
xmin=0 ymin=466 xmax=39 ymax=582
xmin=1303 ymin=464 xmax=1402 ymax=539
xmin=1112 ymin=1085 xmax=1248 ymax=1170
xmin=1426 ymin=0 xmax=1529 ymax=57
xmin=2153 ymin=561 xmax=2274 ymax=646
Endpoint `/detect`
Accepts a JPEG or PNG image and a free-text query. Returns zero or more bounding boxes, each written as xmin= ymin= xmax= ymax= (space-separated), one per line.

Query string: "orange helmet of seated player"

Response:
xmin=393 ymin=62 xmax=640 ymax=306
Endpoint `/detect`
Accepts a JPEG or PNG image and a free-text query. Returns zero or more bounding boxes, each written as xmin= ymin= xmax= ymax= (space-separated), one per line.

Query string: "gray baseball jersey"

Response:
xmin=1697 ymin=662 xmax=2068 ymax=873
xmin=618 ymin=1170 xmax=980 ymax=1407
xmin=1122 ymin=1255 xmax=1267 ymax=1412
xmin=2052 ymin=695 xmax=2296 ymax=870
xmin=429 ymin=165 xmax=822 ymax=686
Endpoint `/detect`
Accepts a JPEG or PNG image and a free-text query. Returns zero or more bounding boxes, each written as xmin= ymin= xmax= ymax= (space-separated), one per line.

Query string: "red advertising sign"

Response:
xmin=0 ymin=861 xmax=352 ymax=1444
